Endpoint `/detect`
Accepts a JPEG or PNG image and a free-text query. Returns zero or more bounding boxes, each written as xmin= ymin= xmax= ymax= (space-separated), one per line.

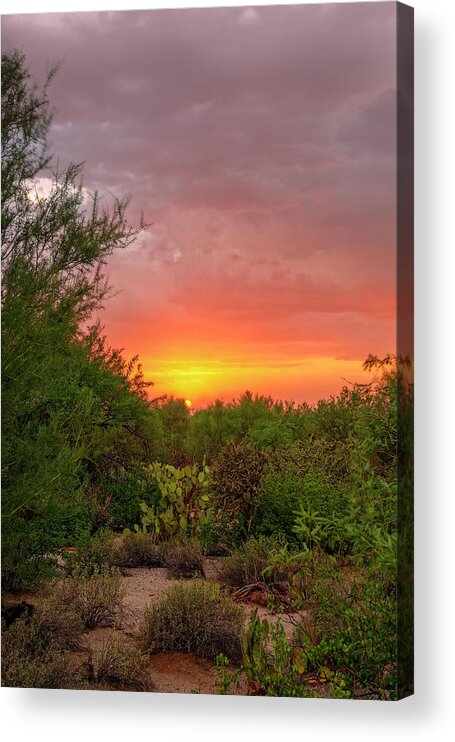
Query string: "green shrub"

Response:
xmin=64 ymin=528 xmax=116 ymax=575
xmin=298 ymin=578 xmax=397 ymax=699
xmin=87 ymin=633 xmax=154 ymax=691
xmin=142 ymin=581 xmax=244 ymax=661
xmin=221 ymin=536 xmax=292 ymax=588
xmin=252 ymin=473 xmax=306 ymax=543
xmin=1 ymin=616 xmax=80 ymax=689
xmin=107 ymin=468 xmax=158 ymax=530
xmin=217 ymin=611 xmax=316 ymax=698
xmin=196 ymin=509 xmax=229 ymax=553
xmin=112 ymin=531 xmax=164 ymax=568
xmin=246 ymin=415 xmax=295 ymax=451
xmin=56 ymin=565 xmax=124 ymax=629
xmin=1 ymin=547 xmax=58 ymax=593
xmin=272 ymin=473 xmax=350 ymax=554
xmin=289 ymin=552 xmax=397 ymax=699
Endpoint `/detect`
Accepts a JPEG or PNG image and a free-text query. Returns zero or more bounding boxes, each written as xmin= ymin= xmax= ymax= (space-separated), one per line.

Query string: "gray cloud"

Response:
xmin=2 ymin=3 xmax=398 ymax=378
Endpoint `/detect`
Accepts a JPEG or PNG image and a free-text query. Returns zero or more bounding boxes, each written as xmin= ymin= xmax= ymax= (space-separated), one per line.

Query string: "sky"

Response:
xmin=2 ymin=3 xmax=397 ymax=407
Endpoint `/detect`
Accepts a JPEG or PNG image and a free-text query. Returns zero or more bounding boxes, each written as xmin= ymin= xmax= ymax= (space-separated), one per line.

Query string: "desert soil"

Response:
xmin=4 ymin=556 xmax=300 ymax=695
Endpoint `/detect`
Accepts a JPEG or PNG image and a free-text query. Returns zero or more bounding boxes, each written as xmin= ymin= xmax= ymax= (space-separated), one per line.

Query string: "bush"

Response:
xmin=164 ymin=539 xmax=205 ymax=579
xmin=221 ymin=536 xmax=291 ymax=588
xmin=196 ymin=510 xmax=228 ymax=554
xmin=87 ymin=633 xmax=154 ymax=691
xmin=254 ymin=471 xmax=349 ymax=553
xmin=142 ymin=581 xmax=244 ymax=661
xmin=55 ymin=565 xmax=124 ymax=629
xmin=107 ymin=468 xmax=157 ymax=530
xmin=1 ymin=547 xmax=58 ymax=593
xmin=64 ymin=528 xmax=116 ymax=575
xmin=112 ymin=532 xmax=164 ymax=568
xmin=211 ymin=443 xmax=268 ymax=530
xmin=1 ymin=616 xmax=80 ymax=689
xmin=32 ymin=600 xmax=84 ymax=650
xmin=295 ymin=565 xmax=397 ymax=699
xmin=252 ymin=473 xmax=306 ymax=543
xmin=217 ymin=611 xmax=316 ymax=698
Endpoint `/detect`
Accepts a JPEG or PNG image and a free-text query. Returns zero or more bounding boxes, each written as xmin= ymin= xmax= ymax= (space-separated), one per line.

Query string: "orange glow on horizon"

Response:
xmin=142 ymin=353 xmax=373 ymax=408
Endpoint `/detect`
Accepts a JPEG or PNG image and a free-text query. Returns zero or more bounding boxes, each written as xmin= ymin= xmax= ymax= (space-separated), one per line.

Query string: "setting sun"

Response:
xmin=184 ymin=399 xmax=192 ymax=409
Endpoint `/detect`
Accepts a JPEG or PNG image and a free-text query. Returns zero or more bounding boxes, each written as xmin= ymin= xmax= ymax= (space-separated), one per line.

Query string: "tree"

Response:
xmin=1 ymin=50 xmax=152 ymax=587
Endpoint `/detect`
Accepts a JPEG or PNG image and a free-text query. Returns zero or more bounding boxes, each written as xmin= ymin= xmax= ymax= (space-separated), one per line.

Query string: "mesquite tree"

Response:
xmin=1 ymin=51 xmax=155 ymax=587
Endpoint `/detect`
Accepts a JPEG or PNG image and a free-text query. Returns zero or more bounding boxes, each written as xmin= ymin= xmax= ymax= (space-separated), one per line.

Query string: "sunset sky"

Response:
xmin=2 ymin=3 xmax=397 ymax=407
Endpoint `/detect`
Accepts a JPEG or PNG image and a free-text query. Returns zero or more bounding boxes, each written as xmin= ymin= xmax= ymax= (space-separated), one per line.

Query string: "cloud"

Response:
xmin=2 ymin=3 xmax=398 ymax=403
xmin=237 ymin=8 xmax=261 ymax=27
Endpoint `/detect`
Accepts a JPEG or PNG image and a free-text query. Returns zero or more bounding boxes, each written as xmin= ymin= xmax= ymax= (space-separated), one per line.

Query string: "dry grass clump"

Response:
xmin=55 ymin=565 xmax=125 ymax=629
xmin=164 ymin=540 xmax=205 ymax=579
xmin=142 ymin=581 xmax=244 ymax=662
xmin=87 ymin=633 xmax=155 ymax=691
xmin=112 ymin=532 xmax=164 ymax=568
xmin=1 ymin=615 xmax=80 ymax=689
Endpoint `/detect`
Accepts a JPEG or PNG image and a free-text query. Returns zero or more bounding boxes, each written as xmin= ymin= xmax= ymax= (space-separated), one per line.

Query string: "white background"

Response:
xmin=1 ymin=1 xmax=454 ymax=740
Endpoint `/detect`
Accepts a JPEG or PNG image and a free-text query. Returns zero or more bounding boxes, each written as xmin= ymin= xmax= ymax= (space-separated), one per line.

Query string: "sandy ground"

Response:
xmin=3 ymin=556 xmax=301 ymax=695
xmin=119 ymin=557 xmax=298 ymax=637
xmin=114 ymin=557 xmax=299 ymax=693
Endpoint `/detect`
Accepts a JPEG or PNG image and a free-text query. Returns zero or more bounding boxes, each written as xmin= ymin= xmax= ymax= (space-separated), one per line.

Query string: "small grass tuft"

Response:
xmin=55 ymin=565 xmax=124 ymax=629
xmin=112 ymin=532 xmax=164 ymax=568
xmin=164 ymin=540 xmax=205 ymax=579
xmin=87 ymin=633 xmax=154 ymax=691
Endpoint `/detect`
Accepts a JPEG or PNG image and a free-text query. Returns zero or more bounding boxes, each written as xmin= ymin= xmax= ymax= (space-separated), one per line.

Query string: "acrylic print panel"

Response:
xmin=1 ymin=2 xmax=413 ymax=700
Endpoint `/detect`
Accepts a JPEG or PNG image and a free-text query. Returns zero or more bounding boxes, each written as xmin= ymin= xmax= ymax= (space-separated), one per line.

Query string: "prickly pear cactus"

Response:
xmin=134 ymin=462 xmax=212 ymax=538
